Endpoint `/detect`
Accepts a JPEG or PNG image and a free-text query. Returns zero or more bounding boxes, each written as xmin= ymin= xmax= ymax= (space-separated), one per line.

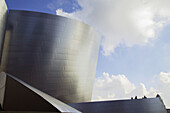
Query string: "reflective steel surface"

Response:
xmin=0 ymin=10 xmax=100 ymax=103
xmin=0 ymin=72 xmax=59 ymax=112
xmin=0 ymin=72 xmax=6 ymax=107
xmin=0 ymin=0 xmax=7 ymax=63
xmin=0 ymin=72 xmax=81 ymax=112
xmin=69 ymin=98 xmax=167 ymax=113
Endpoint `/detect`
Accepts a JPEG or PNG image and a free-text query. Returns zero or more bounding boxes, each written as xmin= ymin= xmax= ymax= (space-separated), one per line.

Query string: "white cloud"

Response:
xmin=56 ymin=0 xmax=170 ymax=55
xmin=157 ymin=72 xmax=170 ymax=108
xmin=92 ymin=72 xmax=170 ymax=108
xmin=92 ymin=72 xmax=157 ymax=101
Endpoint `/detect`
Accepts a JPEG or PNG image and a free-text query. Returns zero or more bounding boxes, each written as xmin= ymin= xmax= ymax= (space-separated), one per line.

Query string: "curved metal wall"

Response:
xmin=0 ymin=10 xmax=100 ymax=103
xmin=0 ymin=0 xmax=8 ymax=63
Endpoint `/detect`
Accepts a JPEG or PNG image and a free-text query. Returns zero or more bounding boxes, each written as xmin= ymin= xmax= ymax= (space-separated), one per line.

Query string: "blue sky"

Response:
xmin=5 ymin=0 xmax=170 ymax=107
xmin=5 ymin=0 xmax=80 ymax=14
xmin=97 ymin=25 xmax=170 ymax=87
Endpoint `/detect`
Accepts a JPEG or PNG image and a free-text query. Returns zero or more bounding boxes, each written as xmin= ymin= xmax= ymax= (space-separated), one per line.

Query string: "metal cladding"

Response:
xmin=69 ymin=98 xmax=167 ymax=113
xmin=0 ymin=10 xmax=100 ymax=103
xmin=0 ymin=0 xmax=8 ymax=63
xmin=0 ymin=72 xmax=81 ymax=112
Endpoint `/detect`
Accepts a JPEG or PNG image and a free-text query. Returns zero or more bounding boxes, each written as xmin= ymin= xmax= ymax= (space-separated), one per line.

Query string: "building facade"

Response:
xmin=0 ymin=0 xmax=168 ymax=113
xmin=0 ymin=0 xmax=8 ymax=62
xmin=0 ymin=10 xmax=100 ymax=103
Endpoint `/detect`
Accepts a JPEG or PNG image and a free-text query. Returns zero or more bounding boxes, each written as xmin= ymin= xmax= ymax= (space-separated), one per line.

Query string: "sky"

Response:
xmin=5 ymin=0 xmax=170 ymax=108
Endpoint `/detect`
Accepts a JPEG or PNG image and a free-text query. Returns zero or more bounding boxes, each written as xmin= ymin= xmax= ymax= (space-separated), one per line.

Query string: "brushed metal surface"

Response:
xmin=0 ymin=10 xmax=100 ymax=103
xmin=0 ymin=72 xmax=6 ymax=107
xmin=0 ymin=0 xmax=8 ymax=63
xmin=69 ymin=98 xmax=168 ymax=113
xmin=1 ymin=72 xmax=81 ymax=112
xmin=1 ymin=72 xmax=59 ymax=112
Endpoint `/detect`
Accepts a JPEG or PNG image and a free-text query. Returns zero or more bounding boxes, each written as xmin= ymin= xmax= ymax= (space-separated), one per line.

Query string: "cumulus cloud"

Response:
xmin=56 ymin=0 xmax=170 ymax=55
xmin=92 ymin=72 xmax=170 ymax=108
xmin=92 ymin=72 xmax=157 ymax=101
xmin=157 ymin=72 xmax=170 ymax=108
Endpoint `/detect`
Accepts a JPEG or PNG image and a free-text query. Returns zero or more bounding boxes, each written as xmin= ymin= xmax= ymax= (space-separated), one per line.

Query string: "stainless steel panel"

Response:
xmin=69 ymin=98 xmax=168 ymax=113
xmin=0 ymin=0 xmax=8 ymax=63
xmin=0 ymin=71 xmax=6 ymax=107
xmin=0 ymin=72 xmax=59 ymax=112
xmin=0 ymin=10 xmax=100 ymax=103
xmin=1 ymin=72 xmax=81 ymax=112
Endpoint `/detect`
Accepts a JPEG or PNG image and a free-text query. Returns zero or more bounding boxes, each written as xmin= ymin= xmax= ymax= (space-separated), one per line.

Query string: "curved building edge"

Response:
xmin=0 ymin=10 xmax=101 ymax=103
xmin=0 ymin=0 xmax=8 ymax=64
